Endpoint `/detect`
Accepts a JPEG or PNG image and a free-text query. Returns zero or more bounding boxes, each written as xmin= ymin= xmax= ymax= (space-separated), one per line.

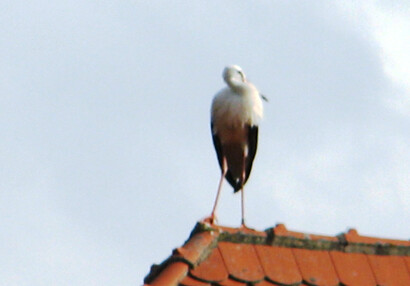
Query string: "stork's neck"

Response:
xmin=225 ymin=77 xmax=246 ymax=94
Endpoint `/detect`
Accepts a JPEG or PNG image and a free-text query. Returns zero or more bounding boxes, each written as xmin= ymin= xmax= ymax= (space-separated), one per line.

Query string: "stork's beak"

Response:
xmin=261 ymin=94 xmax=269 ymax=102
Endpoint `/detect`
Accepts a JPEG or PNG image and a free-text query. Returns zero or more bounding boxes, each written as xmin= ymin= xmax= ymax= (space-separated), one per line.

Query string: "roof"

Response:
xmin=144 ymin=220 xmax=410 ymax=286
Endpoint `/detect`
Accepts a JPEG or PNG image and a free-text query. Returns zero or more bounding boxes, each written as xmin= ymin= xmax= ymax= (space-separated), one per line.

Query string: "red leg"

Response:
xmin=210 ymin=157 xmax=227 ymax=224
xmin=240 ymin=187 xmax=246 ymax=227
xmin=240 ymin=152 xmax=247 ymax=227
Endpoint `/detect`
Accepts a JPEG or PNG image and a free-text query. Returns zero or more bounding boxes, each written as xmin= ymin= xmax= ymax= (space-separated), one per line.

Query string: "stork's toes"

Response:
xmin=203 ymin=214 xmax=218 ymax=225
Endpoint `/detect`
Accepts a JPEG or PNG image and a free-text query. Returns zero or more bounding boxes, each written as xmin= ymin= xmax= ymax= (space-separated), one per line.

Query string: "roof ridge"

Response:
xmin=190 ymin=221 xmax=410 ymax=256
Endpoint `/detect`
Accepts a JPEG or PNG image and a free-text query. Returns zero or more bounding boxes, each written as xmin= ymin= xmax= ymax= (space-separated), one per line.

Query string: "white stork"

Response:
xmin=209 ymin=65 xmax=265 ymax=227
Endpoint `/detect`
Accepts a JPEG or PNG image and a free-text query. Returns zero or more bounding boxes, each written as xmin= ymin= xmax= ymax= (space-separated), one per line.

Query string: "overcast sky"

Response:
xmin=1 ymin=1 xmax=409 ymax=285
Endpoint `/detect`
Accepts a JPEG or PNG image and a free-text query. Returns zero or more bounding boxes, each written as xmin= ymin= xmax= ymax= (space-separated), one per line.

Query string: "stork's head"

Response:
xmin=223 ymin=65 xmax=246 ymax=84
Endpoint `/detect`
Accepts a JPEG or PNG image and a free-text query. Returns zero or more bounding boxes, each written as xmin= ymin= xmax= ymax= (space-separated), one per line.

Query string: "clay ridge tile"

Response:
xmin=173 ymin=230 xmax=218 ymax=266
xmin=340 ymin=229 xmax=410 ymax=256
xmin=344 ymin=228 xmax=410 ymax=246
xmin=268 ymin=224 xmax=410 ymax=256
xmin=144 ymin=228 xmax=218 ymax=285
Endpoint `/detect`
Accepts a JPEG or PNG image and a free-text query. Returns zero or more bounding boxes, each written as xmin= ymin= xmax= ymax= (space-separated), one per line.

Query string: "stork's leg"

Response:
xmin=210 ymin=157 xmax=227 ymax=224
xmin=240 ymin=151 xmax=247 ymax=227
xmin=240 ymin=187 xmax=246 ymax=226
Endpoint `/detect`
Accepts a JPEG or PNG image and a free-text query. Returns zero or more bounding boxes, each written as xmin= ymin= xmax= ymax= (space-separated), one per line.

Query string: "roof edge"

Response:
xmin=144 ymin=223 xmax=219 ymax=285
xmin=190 ymin=221 xmax=410 ymax=256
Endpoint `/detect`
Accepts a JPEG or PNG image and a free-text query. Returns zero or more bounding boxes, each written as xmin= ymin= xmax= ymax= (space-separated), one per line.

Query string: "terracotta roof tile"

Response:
xmin=255 ymin=244 xmax=302 ymax=285
xmin=146 ymin=261 xmax=189 ymax=286
xmin=368 ymin=255 xmax=410 ymax=286
xmin=190 ymin=246 xmax=228 ymax=282
xmin=179 ymin=275 xmax=211 ymax=286
xmin=173 ymin=231 xmax=216 ymax=265
xmin=218 ymin=278 xmax=246 ymax=286
xmin=254 ymin=280 xmax=276 ymax=286
xmin=218 ymin=242 xmax=264 ymax=283
xmin=144 ymin=221 xmax=410 ymax=286
xmin=273 ymin=223 xmax=338 ymax=242
xmin=292 ymin=248 xmax=339 ymax=286
xmin=214 ymin=223 xmax=267 ymax=237
xmin=405 ymin=256 xmax=410 ymax=272
xmin=330 ymin=251 xmax=376 ymax=286
xmin=344 ymin=228 xmax=410 ymax=246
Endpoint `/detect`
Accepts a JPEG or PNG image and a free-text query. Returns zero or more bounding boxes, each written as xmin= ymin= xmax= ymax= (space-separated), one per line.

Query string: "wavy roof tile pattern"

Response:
xmin=144 ymin=221 xmax=410 ymax=286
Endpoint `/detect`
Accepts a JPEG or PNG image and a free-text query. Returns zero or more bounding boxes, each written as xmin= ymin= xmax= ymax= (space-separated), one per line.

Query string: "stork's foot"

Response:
xmin=239 ymin=219 xmax=253 ymax=230
xmin=203 ymin=214 xmax=218 ymax=225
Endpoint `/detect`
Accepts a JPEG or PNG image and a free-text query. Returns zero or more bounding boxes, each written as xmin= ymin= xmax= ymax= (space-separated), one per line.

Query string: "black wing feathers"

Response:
xmin=211 ymin=123 xmax=223 ymax=170
xmin=211 ymin=123 xmax=258 ymax=192
xmin=244 ymin=125 xmax=258 ymax=186
xmin=211 ymin=123 xmax=239 ymax=189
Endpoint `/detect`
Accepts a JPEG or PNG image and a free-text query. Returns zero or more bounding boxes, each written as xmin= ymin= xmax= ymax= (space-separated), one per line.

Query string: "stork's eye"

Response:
xmin=237 ymin=70 xmax=245 ymax=81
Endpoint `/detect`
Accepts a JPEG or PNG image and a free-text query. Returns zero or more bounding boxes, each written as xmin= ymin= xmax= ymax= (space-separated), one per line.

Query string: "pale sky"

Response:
xmin=1 ymin=1 xmax=409 ymax=285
